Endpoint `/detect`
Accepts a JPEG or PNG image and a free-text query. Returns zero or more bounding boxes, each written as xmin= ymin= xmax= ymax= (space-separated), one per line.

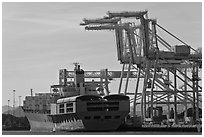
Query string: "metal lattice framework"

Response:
xmin=80 ymin=10 xmax=202 ymax=124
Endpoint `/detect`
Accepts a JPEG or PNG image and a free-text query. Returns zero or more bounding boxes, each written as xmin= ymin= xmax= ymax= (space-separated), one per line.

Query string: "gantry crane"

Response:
xmin=80 ymin=10 xmax=202 ymax=125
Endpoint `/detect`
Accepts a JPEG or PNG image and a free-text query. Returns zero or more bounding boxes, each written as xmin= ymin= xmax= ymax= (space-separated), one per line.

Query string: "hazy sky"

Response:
xmin=2 ymin=2 xmax=202 ymax=106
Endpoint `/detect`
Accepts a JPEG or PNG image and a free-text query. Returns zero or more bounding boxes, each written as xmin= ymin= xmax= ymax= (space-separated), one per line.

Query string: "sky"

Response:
xmin=2 ymin=2 xmax=202 ymax=106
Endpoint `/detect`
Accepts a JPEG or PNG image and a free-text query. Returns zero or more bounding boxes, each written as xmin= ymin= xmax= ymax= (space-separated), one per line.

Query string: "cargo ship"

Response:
xmin=22 ymin=64 xmax=130 ymax=132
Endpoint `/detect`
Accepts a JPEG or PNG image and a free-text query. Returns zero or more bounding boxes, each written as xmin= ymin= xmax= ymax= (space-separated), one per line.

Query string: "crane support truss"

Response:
xmin=80 ymin=10 xmax=202 ymax=125
xmin=59 ymin=69 xmax=143 ymax=79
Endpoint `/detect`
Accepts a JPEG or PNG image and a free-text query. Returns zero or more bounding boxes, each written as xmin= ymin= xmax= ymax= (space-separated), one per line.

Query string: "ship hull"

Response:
xmin=24 ymin=111 xmax=84 ymax=132
xmin=78 ymin=111 xmax=127 ymax=131
xmin=24 ymin=112 xmax=54 ymax=132
xmin=24 ymin=111 xmax=127 ymax=132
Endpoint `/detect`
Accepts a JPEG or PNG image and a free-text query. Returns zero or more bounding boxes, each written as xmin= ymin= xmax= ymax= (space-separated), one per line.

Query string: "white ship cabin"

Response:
xmin=51 ymin=96 xmax=78 ymax=115
xmin=51 ymin=94 xmax=129 ymax=116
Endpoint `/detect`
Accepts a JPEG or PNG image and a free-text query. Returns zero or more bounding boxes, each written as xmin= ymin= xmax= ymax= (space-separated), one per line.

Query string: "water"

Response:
xmin=2 ymin=131 xmax=202 ymax=135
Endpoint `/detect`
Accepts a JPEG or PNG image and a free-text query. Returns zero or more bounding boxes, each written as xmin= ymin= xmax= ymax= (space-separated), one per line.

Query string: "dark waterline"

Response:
xmin=2 ymin=131 xmax=202 ymax=135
